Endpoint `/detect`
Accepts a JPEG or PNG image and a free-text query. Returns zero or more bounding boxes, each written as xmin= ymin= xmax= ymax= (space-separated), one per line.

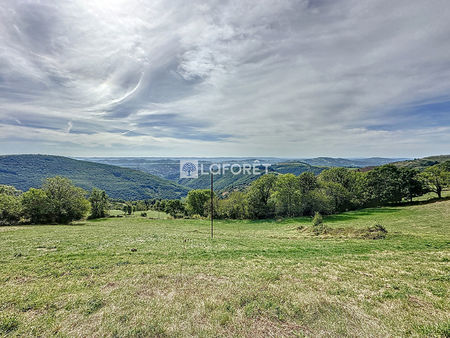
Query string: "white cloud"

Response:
xmin=0 ymin=0 xmax=449 ymax=157
xmin=65 ymin=121 xmax=73 ymax=133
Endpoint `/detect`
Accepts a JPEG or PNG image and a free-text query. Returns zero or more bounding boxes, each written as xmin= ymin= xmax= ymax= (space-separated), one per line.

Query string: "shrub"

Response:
xmin=218 ymin=191 xmax=248 ymax=219
xmin=21 ymin=188 xmax=51 ymax=224
xmin=123 ymin=204 xmax=133 ymax=215
xmin=311 ymin=212 xmax=330 ymax=235
xmin=0 ymin=193 xmax=21 ymax=225
xmin=312 ymin=212 xmax=323 ymax=227
xmin=164 ymin=199 xmax=185 ymax=218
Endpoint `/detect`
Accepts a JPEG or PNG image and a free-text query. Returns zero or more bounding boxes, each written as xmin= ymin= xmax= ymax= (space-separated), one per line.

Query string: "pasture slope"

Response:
xmin=0 ymin=200 xmax=449 ymax=336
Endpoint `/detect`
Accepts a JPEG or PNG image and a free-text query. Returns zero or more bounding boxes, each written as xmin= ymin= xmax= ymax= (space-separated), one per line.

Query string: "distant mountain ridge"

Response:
xmin=77 ymin=156 xmax=405 ymax=177
xmin=0 ymin=155 xmax=189 ymax=200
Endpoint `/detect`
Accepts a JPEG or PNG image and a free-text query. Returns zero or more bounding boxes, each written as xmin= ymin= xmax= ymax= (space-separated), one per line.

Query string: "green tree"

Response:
xmin=0 ymin=193 xmax=21 ymax=225
xmin=246 ymin=174 xmax=277 ymax=219
xmin=42 ymin=176 xmax=90 ymax=224
xmin=21 ymin=188 xmax=51 ymax=224
xmin=272 ymin=174 xmax=302 ymax=217
xmin=186 ymin=189 xmax=210 ymax=216
xmin=319 ymin=181 xmax=351 ymax=212
xmin=399 ymin=168 xmax=425 ymax=201
xmin=421 ymin=161 xmax=450 ymax=198
xmin=133 ymin=200 xmax=147 ymax=211
xmin=298 ymin=172 xmax=318 ymax=194
xmin=164 ymin=200 xmax=185 ymax=218
xmin=366 ymin=165 xmax=404 ymax=205
xmin=318 ymin=168 xmax=355 ymax=190
xmin=89 ymin=189 xmax=109 ymax=219
xmin=0 ymin=185 xmax=22 ymax=196
xmin=204 ymin=195 xmax=219 ymax=219
xmin=123 ymin=203 xmax=133 ymax=215
xmin=350 ymin=171 xmax=371 ymax=208
xmin=301 ymin=189 xmax=334 ymax=216
xmin=218 ymin=191 xmax=248 ymax=219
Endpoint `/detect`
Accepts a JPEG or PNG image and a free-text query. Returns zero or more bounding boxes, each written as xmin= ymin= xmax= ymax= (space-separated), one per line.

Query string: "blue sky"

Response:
xmin=0 ymin=0 xmax=449 ymax=157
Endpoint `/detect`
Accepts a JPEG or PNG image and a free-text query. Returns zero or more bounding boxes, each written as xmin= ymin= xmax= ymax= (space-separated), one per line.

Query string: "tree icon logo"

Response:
xmin=180 ymin=160 xmax=198 ymax=178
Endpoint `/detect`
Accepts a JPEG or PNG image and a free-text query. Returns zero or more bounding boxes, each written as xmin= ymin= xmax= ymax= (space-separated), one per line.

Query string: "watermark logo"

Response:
xmin=180 ymin=160 xmax=198 ymax=178
xmin=180 ymin=160 xmax=270 ymax=178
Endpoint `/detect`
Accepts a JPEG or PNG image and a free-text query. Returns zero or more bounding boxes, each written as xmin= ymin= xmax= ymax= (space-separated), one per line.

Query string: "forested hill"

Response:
xmin=0 ymin=155 xmax=189 ymax=200
xmin=299 ymin=157 xmax=406 ymax=167
xmin=392 ymin=155 xmax=450 ymax=170
xmin=178 ymin=162 xmax=324 ymax=191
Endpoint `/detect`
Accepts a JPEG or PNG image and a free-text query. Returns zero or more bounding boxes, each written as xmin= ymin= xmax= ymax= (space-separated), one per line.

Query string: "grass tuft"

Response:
xmin=0 ymin=315 xmax=19 ymax=334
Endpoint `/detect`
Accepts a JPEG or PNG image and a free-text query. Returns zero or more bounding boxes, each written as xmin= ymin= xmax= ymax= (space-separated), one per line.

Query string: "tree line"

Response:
xmin=0 ymin=161 xmax=449 ymax=225
xmin=183 ymin=161 xmax=450 ymax=219
xmin=133 ymin=161 xmax=450 ymax=220
xmin=0 ymin=176 xmax=109 ymax=225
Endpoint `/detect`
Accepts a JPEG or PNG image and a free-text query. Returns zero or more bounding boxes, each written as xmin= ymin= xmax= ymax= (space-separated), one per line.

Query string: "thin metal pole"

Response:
xmin=210 ymin=173 xmax=214 ymax=239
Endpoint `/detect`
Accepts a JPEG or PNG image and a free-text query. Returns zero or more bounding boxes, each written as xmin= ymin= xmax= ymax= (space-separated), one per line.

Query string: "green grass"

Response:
xmin=0 ymin=200 xmax=449 ymax=336
xmin=412 ymin=189 xmax=450 ymax=201
xmin=109 ymin=209 xmax=171 ymax=219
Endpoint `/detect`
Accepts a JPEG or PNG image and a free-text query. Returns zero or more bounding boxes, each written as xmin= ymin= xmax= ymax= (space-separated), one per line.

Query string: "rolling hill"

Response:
xmin=76 ymin=157 xmax=327 ymax=192
xmin=392 ymin=155 xmax=450 ymax=170
xmin=0 ymin=155 xmax=189 ymax=200
xmin=179 ymin=162 xmax=324 ymax=191
xmin=299 ymin=157 xmax=407 ymax=167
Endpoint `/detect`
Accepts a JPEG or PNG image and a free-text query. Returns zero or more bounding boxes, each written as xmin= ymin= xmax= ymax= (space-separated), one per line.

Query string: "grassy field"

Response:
xmin=109 ymin=210 xmax=171 ymax=219
xmin=0 ymin=201 xmax=449 ymax=337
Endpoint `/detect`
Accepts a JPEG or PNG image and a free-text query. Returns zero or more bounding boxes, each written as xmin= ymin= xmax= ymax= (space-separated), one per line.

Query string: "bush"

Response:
xmin=311 ymin=212 xmax=329 ymax=235
xmin=218 ymin=191 xmax=248 ymax=219
xmin=0 ymin=193 xmax=21 ymax=225
xmin=164 ymin=199 xmax=185 ymax=218
xmin=123 ymin=204 xmax=133 ymax=215
xmin=21 ymin=188 xmax=51 ymax=224
xmin=312 ymin=212 xmax=323 ymax=226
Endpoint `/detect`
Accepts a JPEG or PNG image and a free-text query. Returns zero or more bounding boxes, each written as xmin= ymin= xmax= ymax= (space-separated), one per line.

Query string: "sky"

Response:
xmin=0 ymin=0 xmax=449 ymax=158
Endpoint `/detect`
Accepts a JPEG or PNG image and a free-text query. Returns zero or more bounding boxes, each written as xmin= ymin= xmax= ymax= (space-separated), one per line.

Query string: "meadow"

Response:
xmin=0 ymin=200 xmax=449 ymax=337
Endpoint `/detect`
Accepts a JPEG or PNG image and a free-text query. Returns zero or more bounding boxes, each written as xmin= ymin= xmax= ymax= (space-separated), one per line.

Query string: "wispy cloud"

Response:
xmin=0 ymin=0 xmax=449 ymax=157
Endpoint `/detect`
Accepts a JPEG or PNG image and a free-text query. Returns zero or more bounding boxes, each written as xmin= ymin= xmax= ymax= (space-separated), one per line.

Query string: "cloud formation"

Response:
xmin=0 ymin=0 xmax=449 ymax=157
